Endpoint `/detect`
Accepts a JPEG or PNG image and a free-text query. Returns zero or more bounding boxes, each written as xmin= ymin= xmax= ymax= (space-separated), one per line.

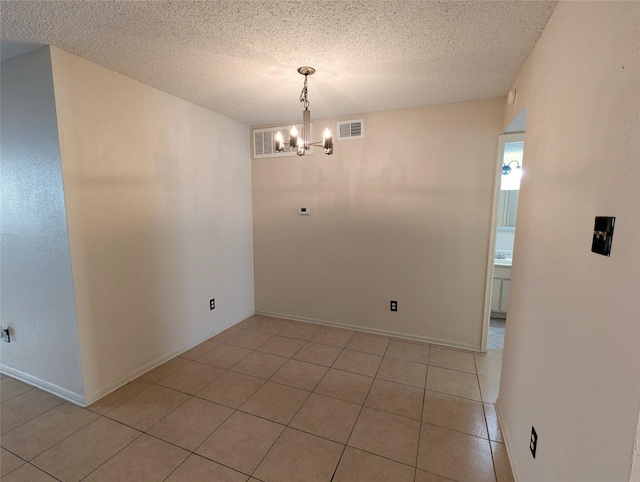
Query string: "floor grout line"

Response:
xmin=414 ymin=346 xmax=429 ymax=479
xmin=1 ymin=315 xmax=507 ymax=481
xmin=328 ymin=337 xmax=390 ymax=481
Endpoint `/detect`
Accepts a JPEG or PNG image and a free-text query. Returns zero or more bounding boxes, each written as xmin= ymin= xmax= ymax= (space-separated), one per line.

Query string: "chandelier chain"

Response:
xmin=299 ymin=74 xmax=310 ymax=110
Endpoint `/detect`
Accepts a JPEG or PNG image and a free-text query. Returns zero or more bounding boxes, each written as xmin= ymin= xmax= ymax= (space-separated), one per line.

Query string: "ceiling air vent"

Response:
xmin=337 ymin=119 xmax=364 ymax=141
xmin=253 ymin=124 xmax=308 ymax=158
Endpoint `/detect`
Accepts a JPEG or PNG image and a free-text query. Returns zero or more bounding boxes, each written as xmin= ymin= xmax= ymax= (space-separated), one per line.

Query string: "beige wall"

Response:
xmin=253 ymin=98 xmax=504 ymax=349
xmin=50 ymin=48 xmax=255 ymax=403
xmin=499 ymin=2 xmax=640 ymax=480
xmin=0 ymin=47 xmax=85 ymax=402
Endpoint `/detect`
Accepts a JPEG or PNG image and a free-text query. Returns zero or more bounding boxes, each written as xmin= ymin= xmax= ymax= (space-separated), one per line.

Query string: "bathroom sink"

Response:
xmin=494 ymin=258 xmax=512 ymax=267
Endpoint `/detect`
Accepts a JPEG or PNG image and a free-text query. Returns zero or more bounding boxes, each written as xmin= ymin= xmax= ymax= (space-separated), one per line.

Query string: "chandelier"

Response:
xmin=275 ymin=67 xmax=333 ymax=156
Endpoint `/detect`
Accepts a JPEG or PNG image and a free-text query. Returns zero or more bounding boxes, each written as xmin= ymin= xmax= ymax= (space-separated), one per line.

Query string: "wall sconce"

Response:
xmin=501 ymin=160 xmax=523 ymax=190
xmin=502 ymin=160 xmax=521 ymax=176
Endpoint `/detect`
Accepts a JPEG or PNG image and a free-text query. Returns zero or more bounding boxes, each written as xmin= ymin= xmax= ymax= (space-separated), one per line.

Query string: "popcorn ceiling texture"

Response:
xmin=1 ymin=1 xmax=556 ymax=126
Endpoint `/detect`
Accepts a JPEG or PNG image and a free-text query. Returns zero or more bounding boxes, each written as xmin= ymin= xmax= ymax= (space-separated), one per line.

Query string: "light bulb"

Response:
xmin=289 ymin=126 xmax=298 ymax=148
xmin=322 ymin=128 xmax=333 ymax=151
xmin=514 ymin=166 xmax=523 ymax=181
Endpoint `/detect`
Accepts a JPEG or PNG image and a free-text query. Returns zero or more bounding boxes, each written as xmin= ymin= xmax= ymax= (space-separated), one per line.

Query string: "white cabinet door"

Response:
xmin=505 ymin=191 xmax=519 ymax=227
xmin=500 ymin=280 xmax=511 ymax=312
xmin=498 ymin=190 xmax=520 ymax=228
xmin=498 ymin=191 xmax=507 ymax=227
xmin=491 ymin=279 xmax=501 ymax=312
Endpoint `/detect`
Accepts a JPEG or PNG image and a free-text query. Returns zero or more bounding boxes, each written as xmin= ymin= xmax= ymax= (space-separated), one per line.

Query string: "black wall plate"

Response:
xmin=591 ymin=216 xmax=615 ymax=256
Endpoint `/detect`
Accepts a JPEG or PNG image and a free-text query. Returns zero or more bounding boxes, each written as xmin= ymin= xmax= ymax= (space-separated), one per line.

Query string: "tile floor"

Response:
xmin=0 ymin=315 xmax=513 ymax=482
xmin=488 ymin=318 xmax=506 ymax=351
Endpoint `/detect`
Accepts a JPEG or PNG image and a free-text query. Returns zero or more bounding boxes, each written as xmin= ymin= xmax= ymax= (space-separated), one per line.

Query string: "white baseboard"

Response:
xmin=81 ymin=311 xmax=255 ymax=407
xmin=1 ymin=312 xmax=255 ymax=407
xmin=83 ymin=349 xmax=184 ymax=407
xmin=255 ymin=310 xmax=482 ymax=352
xmin=495 ymin=398 xmax=518 ymax=481
xmin=5 ymin=309 xmax=477 ymax=408
xmin=0 ymin=365 xmax=85 ymax=406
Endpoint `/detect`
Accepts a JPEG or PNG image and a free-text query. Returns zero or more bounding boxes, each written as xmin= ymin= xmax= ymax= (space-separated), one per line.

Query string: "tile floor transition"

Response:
xmin=0 ymin=315 xmax=513 ymax=482
xmin=488 ymin=319 xmax=506 ymax=351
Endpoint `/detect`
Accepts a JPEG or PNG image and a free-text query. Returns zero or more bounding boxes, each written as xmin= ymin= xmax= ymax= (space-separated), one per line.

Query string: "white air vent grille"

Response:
xmin=337 ymin=119 xmax=364 ymax=141
xmin=253 ymin=124 xmax=308 ymax=158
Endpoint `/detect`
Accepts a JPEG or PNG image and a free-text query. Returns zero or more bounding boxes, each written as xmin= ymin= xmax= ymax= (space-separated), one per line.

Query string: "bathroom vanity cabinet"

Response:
xmin=491 ymin=265 xmax=511 ymax=316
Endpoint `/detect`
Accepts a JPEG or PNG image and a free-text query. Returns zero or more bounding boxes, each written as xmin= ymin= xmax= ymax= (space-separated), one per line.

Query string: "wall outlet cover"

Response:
xmin=591 ymin=216 xmax=615 ymax=256
xmin=530 ymin=426 xmax=538 ymax=459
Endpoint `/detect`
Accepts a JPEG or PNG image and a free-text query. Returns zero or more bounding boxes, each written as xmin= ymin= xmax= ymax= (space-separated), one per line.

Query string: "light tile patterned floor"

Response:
xmin=488 ymin=318 xmax=506 ymax=350
xmin=0 ymin=315 xmax=512 ymax=481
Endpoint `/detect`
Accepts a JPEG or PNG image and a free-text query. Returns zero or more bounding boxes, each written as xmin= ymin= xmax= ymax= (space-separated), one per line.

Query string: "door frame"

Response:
xmin=480 ymin=132 xmax=525 ymax=352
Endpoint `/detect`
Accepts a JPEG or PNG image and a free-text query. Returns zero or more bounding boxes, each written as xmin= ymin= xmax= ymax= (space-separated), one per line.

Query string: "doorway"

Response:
xmin=482 ymin=131 xmax=525 ymax=352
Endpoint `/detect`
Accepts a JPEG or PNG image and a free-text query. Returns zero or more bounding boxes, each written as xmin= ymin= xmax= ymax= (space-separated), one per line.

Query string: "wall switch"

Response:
xmin=390 ymin=300 xmax=398 ymax=312
xmin=591 ymin=216 xmax=615 ymax=256
xmin=298 ymin=205 xmax=311 ymax=215
xmin=209 ymin=299 xmax=215 ymax=310
xmin=530 ymin=426 xmax=538 ymax=459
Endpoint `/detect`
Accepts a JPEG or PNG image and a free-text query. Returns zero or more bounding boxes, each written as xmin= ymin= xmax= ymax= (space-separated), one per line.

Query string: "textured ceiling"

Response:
xmin=0 ymin=1 xmax=556 ymax=126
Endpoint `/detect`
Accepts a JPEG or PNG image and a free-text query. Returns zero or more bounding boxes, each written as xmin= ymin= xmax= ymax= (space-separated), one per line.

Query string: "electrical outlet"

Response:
xmin=209 ymin=299 xmax=215 ymax=310
xmin=530 ymin=426 xmax=537 ymax=459
xmin=390 ymin=300 xmax=398 ymax=312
